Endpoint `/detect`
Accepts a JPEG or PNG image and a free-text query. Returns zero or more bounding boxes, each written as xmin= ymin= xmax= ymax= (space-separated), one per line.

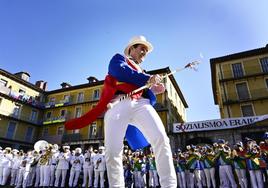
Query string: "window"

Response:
xmin=73 ymin=129 xmax=80 ymax=134
xmin=60 ymin=109 xmax=66 ymax=117
xmin=19 ymin=89 xmax=26 ymax=95
xmin=93 ymin=89 xmax=100 ymax=100
xmin=75 ymin=107 xmax=82 ymax=118
xmin=43 ymin=128 xmax=48 ymax=136
xmin=63 ymin=95 xmax=70 ymax=102
xmin=0 ymin=79 xmax=8 ymax=87
xmin=77 ymin=92 xmax=84 ymax=102
xmin=57 ymin=126 xmax=64 ymax=135
xmin=266 ymin=78 xmax=268 ymax=89
xmin=13 ymin=104 xmax=21 ymax=117
xmin=260 ymin=57 xmax=268 ymax=73
xmin=46 ymin=111 xmax=52 ymax=119
xmin=25 ymin=127 xmax=33 ymax=141
xmin=0 ymin=97 xmax=2 ymax=106
xmin=89 ymin=122 xmax=97 ymax=137
xmin=29 ymin=110 xmax=38 ymax=122
xmin=236 ymin=83 xmax=250 ymax=100
xmin=49 ymin=97 xmax=55 ymax=105
xmin=6 ymin=121 xmax=16 ymax=139
xmin=241 ymin=104 xmax=254 ymax=117
xmin=232 ymin=63 xmax=244 ymax=78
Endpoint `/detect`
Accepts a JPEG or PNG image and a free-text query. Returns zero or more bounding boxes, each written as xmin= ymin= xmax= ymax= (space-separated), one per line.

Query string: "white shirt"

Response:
xmin=93 ymin=153 xmax=106 ymax=171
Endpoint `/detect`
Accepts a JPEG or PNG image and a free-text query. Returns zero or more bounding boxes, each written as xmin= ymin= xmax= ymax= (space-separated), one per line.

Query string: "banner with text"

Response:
xmin=173 ymin=114 xmax=268 ymax=133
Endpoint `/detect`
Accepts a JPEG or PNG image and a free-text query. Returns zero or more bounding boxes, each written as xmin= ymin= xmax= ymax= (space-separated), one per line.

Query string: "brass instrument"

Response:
xmin=95 ymin=158 xmax=102 ymax=170
xmin=34 ymin=140 xmax=52 ymax=166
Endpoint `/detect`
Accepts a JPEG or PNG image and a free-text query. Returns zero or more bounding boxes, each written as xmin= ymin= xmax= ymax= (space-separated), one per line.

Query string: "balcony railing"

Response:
xmin=0 ymin=85 xmax=44 ymax=108
xmin=0 ymin=109 xmax=42 ymax=125
xmin=220 ymin=67 xmax=268 ymax=81
xmin=42 ymin=116 xmax=68 ymax=125
xmin=223 ymin=88 xmax=268 ymax=104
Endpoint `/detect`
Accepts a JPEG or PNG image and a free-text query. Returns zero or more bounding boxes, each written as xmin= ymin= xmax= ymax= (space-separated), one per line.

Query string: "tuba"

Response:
xmin=34 ymin=140 xmax=51 ymax=165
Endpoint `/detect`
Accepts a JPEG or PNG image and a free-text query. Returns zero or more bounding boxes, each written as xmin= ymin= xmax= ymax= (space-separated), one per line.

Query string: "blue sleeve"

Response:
xmin=108 ymin=54 xmax=151 ymax=87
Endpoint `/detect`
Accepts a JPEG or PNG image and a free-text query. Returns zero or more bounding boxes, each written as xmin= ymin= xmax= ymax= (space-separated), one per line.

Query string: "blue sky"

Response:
xmin=1 ymin=0 xmax=268 ymax=122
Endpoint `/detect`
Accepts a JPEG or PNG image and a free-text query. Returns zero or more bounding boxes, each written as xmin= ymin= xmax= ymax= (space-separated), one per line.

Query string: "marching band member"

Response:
xmin=232 ymin=142 xmax=248 ymax=188
xmin=215 ymin=139 xmax=237 ymax=188
xmin=93 ymin=146 xmax=106 ymax=188
xmin=34 ymin=151 xmax=41 ymax=188
xmin=132 ymin=150 xmax=146 ymax=188
xmin=0 ymin=146 xmax=4 ymax=185
xmin=82 ymin=146 xmax=95 ymax=188
xmin=175 ymin=149 xmax=186 ymax=188
xmin=185 ymin=145 xmax=196 ymax=188
xmin=147 ymin=148 xmax=159 ymax=188
xmin=203 ymin=145 xmax=216 ymax=188
xmin=69 ymin=147 xmax=84 ymax=188
xmin=15 ymin=150 xmax=34 ymax=188
xmin=1 ymin=147 xmax=13 ymax=186
xmin=28 ymin=150 xmax=39 ymax=187
xmin=54 ymin=145 xmax=71 ymax=188
xmin=39 ymin=144 xmax=52 ymax=187
xmin=49 ymin=144 xmax=59 ymax=187
xmin=246 ymin=142 xmax=264 ymax=188
xmin=10 ymin=149 xmax=21 ymax=186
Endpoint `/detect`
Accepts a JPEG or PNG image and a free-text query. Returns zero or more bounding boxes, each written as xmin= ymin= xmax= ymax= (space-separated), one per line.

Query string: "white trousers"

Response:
xmin=94 ymin=170 xmax=105 ymax=188
xmin=40 ymin=165 xmax=50 ymax=187
xmin=50 ymin=165 xmax=56 ymax=186
xmin=133 ymin=171 xmax=145 ymax=188
xmin=104 ymin=98 xmax=177 ymax=188
xmin=235 ymin=169 xmax=247 ymax=188
xmin=0 ymin=166 xmax=3 ymax=186
xmin=10 ymin=168 xmax=19 ymax=186
xmin=249 ymin=170 xmax=263 ymax=188
xmin=176 ymin=171 xmax=186 ymax=188
xmin=204 ymin=167 xmax=216 ymax=188
xmin=219 ymin=165 xmax=237 ymax=188
xmin=1 ymin=167 xmax=11 ymax=185
xmin=69 ymin=169 xmax=80 ymax=187
xmin=83 ymin=167 xmax=94 ymax=187
xmin=34 ymin=166 xmax=40 ymax=187
xmin=149 ymin=170 xmax=159 ymax=187
xmin=15 ymin=168 xmax=30 ymax=188
xmin=54 ymin=169 xmax=68 ymax=187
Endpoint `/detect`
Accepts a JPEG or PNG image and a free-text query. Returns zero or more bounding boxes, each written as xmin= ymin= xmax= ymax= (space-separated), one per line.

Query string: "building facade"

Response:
xmin=0 ymin=67 xmax=188 ymax=150
xmin=209 ymin=44 xmax=268 ymax=144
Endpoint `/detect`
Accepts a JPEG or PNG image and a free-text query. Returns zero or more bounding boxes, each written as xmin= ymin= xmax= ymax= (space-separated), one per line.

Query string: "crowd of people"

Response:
xmin=1 ymin=136 xmax=268 ymax=188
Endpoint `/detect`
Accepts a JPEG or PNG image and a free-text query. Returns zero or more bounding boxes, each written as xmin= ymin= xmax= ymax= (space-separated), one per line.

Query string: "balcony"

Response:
xmin=42 ymin=116 xmax=68 ymax=125
xmin=44 ymin=98 xmax=72 ymax=108
xmin=219 ymin=67 xmax=268 ymax=82
xmin=223 ymin=88 xmax=268 ymax=104
xmin=0 ymin=85 xmax=44 ymax=108
xmin=0 ymin=109 xmax=42 ymax=125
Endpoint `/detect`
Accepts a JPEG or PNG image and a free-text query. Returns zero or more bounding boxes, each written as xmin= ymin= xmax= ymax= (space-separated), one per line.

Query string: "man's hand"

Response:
xmin=147 ymin=74 xmax=162 ymax=85
xmin=150 ymin=83 xmax=165 ymax=95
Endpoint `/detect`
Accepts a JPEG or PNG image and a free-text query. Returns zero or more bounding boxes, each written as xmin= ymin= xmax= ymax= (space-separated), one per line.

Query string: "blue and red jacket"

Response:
xmin=65 ymin=54 xmax=156 ymax=150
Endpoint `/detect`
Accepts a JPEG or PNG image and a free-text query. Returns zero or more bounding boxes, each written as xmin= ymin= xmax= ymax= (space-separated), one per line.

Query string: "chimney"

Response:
xmin=14 ymin=71 xmax=30 ymax=82
xmin=61 ymin=82 xmax=72 ymax=88
xmin=87 ymin=76 xmax=98 ymax=83
xmin=35 ymin=80 xmax=47 ymax=91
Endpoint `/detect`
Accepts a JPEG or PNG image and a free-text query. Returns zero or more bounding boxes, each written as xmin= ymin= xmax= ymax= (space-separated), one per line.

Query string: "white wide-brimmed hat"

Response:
xmin=63 ymin=145 xmax=70 ymax=150
xmin=75 ymin=147 xmax=82 ymax=153
xmin=99 ymin=146 xmax=105 ymax=150
xmin=124 ymin=36 xmax=153 ymax=56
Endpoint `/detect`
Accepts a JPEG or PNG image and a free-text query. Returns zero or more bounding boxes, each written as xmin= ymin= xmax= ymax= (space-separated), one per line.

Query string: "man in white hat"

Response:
xmin=93 ymin=146 xmax=106 ymax=188
xmin=69 ymin=147 xmax=84 ymax=188
xmin=54 ymin=146 xmax=71 ymax=187
xmin=104 ymin=36 xmax=177 ymax=187
xmin=1 ymin=147 xmax=13 ymax=186
xmin=82 ymin=146 xmax=95 ymax=188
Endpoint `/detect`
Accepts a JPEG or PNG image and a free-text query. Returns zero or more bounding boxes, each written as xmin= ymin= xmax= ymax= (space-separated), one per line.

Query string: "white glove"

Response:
xmin=150 ymin=83 xmax=165 ymax=95
xmin=147 ymin=74 xmax=162 ymax=85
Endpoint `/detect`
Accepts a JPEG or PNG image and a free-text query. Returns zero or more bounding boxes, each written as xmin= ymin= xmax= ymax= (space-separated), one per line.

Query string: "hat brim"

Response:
xmin=124 ymin=41 xmax=153 ymax=56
